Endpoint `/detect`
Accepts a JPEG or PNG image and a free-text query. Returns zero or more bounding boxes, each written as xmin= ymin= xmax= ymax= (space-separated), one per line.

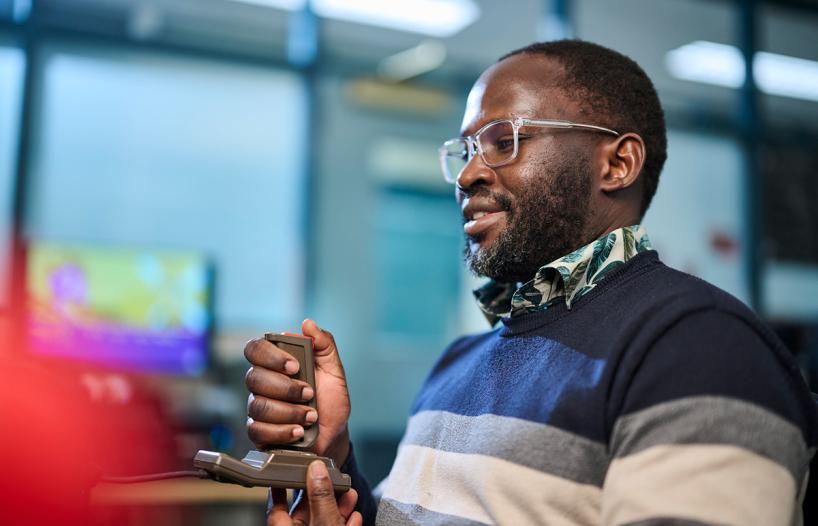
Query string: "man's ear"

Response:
xmin=599 ymin=133 xmax=645 ymax=193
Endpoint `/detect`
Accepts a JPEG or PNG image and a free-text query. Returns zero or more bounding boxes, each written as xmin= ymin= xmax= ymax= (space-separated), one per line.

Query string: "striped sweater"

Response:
xmin=349 ymin=251 xmax=817 ymax=526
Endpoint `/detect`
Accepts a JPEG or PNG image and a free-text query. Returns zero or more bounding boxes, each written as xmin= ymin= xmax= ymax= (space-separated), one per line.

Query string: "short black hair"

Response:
xmin=500 ymin=40 xmax=667 ymax=217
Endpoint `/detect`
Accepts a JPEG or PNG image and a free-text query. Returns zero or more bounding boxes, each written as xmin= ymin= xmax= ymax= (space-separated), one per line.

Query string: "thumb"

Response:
xmin=301 ymin=319 xmax=346 ymax=374
xmin=306 ymin=460 xmax=341 ymax=525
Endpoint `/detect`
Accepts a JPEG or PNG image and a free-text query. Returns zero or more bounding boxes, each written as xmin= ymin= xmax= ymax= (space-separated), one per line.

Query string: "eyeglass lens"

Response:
xmin=441 ymin=120 xmax=516 ymax=183
xmin=443 ymin=140 xmax=469 ymax=183
xmin=478 ymin=120 xmax=516 ymax=165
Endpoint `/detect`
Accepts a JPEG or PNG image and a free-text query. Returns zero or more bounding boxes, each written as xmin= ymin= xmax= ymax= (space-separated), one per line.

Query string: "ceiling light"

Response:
xmin=314 ymin=0 xmax=478 ymax=37
xmin=229 ymin=0 xmax=480 ymax=37
xmin=666 ymin=41 xmax=745 ymax=88
xmin=666 ymin=40 xmax=818 ymax=103
xmin=755 ymin=51 xmax=818 ymax=103
xmin=229 ymin=0 xmax=305 ymax=9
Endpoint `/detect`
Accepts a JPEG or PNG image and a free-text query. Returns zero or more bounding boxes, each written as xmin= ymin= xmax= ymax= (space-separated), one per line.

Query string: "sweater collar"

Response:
xmin=474 ymin=225 xmax=652 ymax=325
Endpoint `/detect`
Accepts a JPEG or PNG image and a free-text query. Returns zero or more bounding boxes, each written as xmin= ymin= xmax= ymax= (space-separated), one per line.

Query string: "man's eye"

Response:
xmin=495 ymin=138 xmax=515 ymax=151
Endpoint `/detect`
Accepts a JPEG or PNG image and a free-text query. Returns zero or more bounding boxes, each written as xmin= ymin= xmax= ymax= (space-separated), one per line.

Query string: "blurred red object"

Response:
xmin=0 ymin=357 xmax=99 ymax=525
xmin=0 ymin=353 xmax=179 ymax=525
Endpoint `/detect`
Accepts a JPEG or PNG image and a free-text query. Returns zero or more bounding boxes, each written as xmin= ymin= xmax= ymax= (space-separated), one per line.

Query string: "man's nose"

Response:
xmin=456 ymin=154 xmax=497 ymax=192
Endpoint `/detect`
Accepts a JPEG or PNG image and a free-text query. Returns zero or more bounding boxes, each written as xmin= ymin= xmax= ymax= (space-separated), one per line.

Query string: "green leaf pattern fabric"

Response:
xmin=475 ymin=225 xmax=652 ymax=324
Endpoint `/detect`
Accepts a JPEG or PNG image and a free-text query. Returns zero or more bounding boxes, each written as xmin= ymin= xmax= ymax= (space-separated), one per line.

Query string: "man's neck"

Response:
xmin=474 ymin=224 xmax=652 ymax=325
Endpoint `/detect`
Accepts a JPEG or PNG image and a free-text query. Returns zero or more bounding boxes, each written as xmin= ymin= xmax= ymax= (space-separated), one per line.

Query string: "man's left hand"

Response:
xmin=268 ymin=461 xmax=363 ymax=526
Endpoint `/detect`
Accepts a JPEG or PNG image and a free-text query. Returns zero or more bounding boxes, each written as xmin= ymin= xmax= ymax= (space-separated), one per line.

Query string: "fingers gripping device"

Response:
xmin=194 ymin=333 xmax=352 ymax=492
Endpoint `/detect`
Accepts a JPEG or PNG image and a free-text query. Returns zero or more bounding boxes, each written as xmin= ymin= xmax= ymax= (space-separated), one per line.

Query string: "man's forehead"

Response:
xmin=460 ymin=55 xmax=574 ymax=135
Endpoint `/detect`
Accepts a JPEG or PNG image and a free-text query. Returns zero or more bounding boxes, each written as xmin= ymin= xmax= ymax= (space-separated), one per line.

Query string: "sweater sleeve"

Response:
xmin=602 ymin=309 xmax=817 ymax=526
xmin=339 ymin=442 xmax=378 ymax=525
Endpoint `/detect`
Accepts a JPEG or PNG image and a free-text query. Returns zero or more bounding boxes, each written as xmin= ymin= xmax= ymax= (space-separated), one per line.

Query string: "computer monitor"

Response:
xmin=26 ymin=243 xmax=212 ymax=375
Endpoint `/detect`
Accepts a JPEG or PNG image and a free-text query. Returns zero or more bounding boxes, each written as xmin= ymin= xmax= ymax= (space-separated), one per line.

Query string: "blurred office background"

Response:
xmin=0 ymin=0 xmax=817 ymax=524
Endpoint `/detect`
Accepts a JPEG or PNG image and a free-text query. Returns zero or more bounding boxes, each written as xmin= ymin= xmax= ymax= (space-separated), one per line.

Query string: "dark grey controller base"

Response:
xmin=194 ymin=449 xmax=351 ymax=492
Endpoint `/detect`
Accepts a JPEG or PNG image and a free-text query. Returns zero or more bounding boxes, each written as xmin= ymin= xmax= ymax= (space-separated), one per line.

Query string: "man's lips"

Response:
xmin=461 ymin=194 xmax=510 ymax=238
xmin=464 ymin=210 xmax=506 ymax=237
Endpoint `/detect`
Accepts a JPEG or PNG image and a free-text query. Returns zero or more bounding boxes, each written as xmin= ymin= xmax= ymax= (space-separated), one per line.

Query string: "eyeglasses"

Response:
xmin=438 ymin=117 xmax=620 ymax=184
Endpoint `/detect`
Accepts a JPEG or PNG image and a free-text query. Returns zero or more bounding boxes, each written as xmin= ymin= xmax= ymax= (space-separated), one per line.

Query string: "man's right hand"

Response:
xmin=244 ymin=319 xmax=352 ymax=466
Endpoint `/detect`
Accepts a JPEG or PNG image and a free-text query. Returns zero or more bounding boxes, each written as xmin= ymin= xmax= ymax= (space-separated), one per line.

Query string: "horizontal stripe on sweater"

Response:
xmin=412 ymin=334 xmax=609 ymax=442
xmin=401 ymin=410 xmax=608 ymax=487
xmin=379 ymin=442 xmax=803 ymax=526
xmin=377 ymin=499 xmax=489 ymax=526
xmin=611 ymin=395 xmax=810 ymax=484
xmin=603 ymin=443 xmax=799 ymax=526
xmin=380 ymin=444 xmax=602 ymax=526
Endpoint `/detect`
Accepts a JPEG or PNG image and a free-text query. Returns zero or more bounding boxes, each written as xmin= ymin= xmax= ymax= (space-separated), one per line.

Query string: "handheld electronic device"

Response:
xmin=194 ymin=333 xmax=351 ymax=492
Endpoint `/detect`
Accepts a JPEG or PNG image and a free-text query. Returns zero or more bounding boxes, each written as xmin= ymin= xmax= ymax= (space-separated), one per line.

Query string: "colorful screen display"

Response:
xmin=27 ymin=244 xmax=211 ymax=375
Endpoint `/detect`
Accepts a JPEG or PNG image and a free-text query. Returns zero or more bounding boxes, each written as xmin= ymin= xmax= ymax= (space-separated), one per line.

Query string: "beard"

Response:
xmin=464 ymin=152 xmax=592 ymax=283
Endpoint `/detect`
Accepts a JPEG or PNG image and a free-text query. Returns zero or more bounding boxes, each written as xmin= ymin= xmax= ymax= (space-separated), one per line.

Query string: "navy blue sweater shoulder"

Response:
xmin=412 ymin=250 xmax=818 ymax=448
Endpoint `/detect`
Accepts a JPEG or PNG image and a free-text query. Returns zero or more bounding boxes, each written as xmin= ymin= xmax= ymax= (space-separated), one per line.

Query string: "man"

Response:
xmin=243 ymin=40 xmax=818 ymax=525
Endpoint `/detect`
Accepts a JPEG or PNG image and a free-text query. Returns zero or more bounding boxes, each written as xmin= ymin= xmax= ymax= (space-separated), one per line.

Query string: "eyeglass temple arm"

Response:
xmin=520 ymin=118 xmax=620 ymax=136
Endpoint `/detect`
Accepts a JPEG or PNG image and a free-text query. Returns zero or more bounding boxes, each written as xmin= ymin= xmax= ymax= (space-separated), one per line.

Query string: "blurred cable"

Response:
xmin=101 ymin=469 xmax=209 ymax=484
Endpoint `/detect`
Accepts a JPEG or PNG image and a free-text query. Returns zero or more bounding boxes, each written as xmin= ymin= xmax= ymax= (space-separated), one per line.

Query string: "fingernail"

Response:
xmin=305 ymin=410 xmax=318 ymax=424
xmin=309 ymin=460 xmax=328 ymax=479
xmin=284 ymin=360 xmax=299 ymax=374
xmin=292 ymin=426 xmax=304 ymax=438
xmin=302 ymin=387 xmax=314 ymax=400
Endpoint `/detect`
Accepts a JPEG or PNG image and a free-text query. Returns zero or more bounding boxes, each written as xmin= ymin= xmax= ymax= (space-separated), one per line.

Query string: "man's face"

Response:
xmin=457 ymin=55 xmax=597 ymax=283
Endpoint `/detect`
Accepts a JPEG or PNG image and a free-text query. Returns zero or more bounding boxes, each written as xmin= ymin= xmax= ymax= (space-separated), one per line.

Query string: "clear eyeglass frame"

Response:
xmin=438 ymin=117 xmax=621 ymax=184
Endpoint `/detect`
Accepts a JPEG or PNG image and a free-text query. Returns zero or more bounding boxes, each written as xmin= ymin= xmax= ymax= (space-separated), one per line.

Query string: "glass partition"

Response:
xmin=27 ymin=43 xmax=308 ymax=333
